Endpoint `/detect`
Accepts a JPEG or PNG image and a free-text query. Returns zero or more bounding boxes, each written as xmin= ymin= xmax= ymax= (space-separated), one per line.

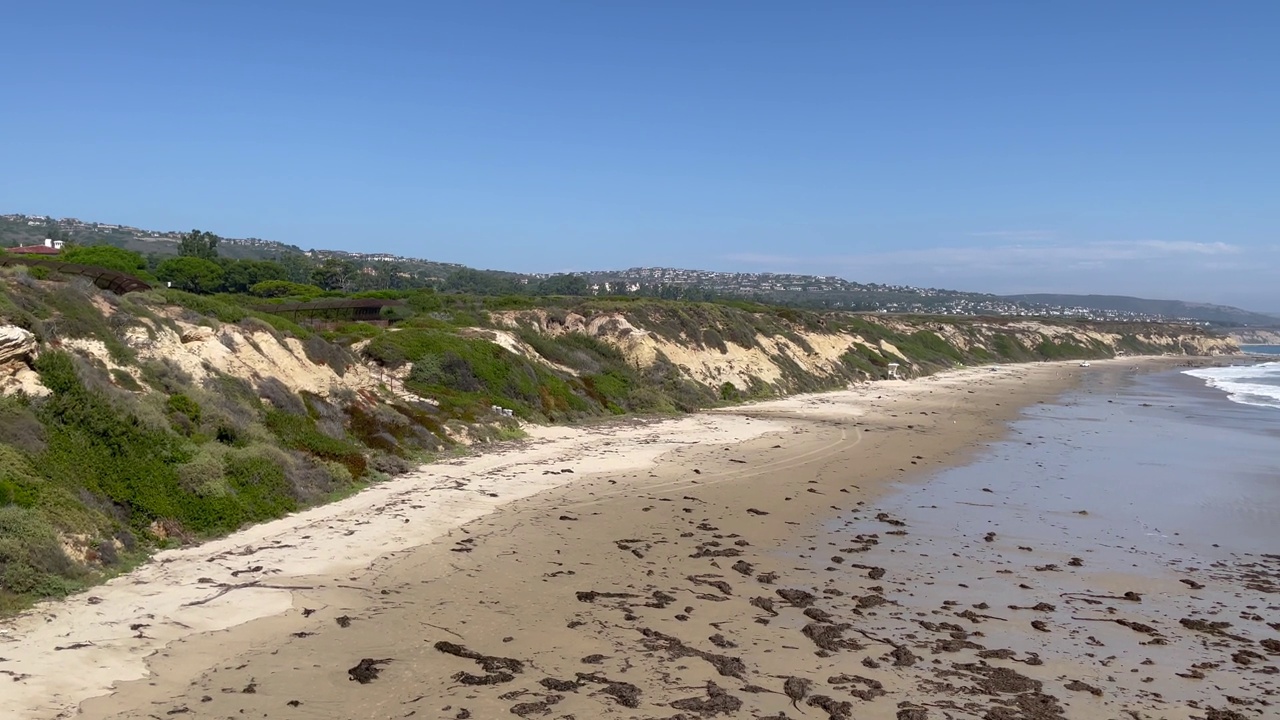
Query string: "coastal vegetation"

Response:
xmin=0 ymin=248 xmax=1236 ymax=615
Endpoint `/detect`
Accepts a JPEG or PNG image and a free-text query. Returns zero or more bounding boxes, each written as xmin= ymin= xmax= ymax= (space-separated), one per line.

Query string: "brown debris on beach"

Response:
xmin=35 ymin=359 xmax=1272 ymax=720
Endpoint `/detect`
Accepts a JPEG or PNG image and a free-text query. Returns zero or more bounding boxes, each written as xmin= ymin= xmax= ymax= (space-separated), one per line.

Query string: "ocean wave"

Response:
xmin=1184 ymin=362 xmax=1280 ymax=409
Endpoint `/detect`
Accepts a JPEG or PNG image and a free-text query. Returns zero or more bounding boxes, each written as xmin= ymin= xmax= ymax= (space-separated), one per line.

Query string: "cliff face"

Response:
xmin=1228 ymin=328 xmax=1280 ymax=345
xmin=496 ymin=308 xmax=1237 ymax=395
xmin=2 ymin=289 xmax=1236 ymax=409
xmin=0 ymin=278 xmax=476 ymax=615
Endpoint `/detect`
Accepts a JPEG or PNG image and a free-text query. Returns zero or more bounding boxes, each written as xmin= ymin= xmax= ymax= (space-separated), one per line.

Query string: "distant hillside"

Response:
xmin=5 ymin=212 xmax=1274 ymax=325
xmin=0 ymin=213 xmax=467 ymax=285
xmin=1003 ymin=294 xmax=1279 ymax=327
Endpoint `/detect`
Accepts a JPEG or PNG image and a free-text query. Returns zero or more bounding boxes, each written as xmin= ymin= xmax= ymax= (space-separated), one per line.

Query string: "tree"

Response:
xmin=443 ymin=268 xmax=521 ymax=295
xmin=309 ymin=257 xmax=358 ymax=291
xmin=536 ymin=274 xmax=590 ymax=296
xmin=60 ymin=245 xmax=150 ymax=276
xmin=275 ymin=253 xmax=315 ymax=284
xmin=179 ymin=229 xmax=220 ymax=261
xmin=157 ymin=257 xmax=225 ymax=293
xmin=221 ymin=260 xmax=286 ymax=294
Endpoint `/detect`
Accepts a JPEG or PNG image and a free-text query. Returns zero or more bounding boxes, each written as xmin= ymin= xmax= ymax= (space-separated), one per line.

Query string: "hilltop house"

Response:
xmin=8 ymin=238 xmax=64 ymax=255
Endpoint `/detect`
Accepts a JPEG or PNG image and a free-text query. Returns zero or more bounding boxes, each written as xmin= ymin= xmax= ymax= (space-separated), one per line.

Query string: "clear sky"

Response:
xmin=3 ymin=2 xmax=1277 ymax=309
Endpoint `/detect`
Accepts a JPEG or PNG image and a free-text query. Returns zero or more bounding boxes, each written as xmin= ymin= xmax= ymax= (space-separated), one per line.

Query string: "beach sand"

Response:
xmin=5 ymin=358 xmax=1273 ymax=719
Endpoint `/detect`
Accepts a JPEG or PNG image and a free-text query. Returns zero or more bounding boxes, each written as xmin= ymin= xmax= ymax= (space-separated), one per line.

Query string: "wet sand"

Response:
xmin=8 ymin=358 xmax=1273 ymax=719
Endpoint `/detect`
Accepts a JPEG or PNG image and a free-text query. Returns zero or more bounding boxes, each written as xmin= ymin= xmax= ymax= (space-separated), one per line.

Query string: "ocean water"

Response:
xmin=836 ymin=365 xmax=1280 ymax=562
xmin=1184 ymin=358 xmax=1280 ymax=410
xmin=814 ymin=366 xmax=1280 ymax=709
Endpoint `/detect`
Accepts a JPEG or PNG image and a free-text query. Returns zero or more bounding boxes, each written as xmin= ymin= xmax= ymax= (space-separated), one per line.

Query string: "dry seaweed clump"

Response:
xmin=891 ymin=646 xmax=920 ymax=667
xmin=807 ymin=694 xmax=854 ymax=720
xmin=669 ymin=681 xmax=743 ymax=716
xmin=802 ymin=622 xmax=864 ymax=652
xmin=1180 ymin=618 xmax=1250 ymax=642
xmin=433 ymin=640 xmax=525 ymax=685
xmin=639 ymin=627 xmax=746 ymax=678
xmin=783 ymin=676 xmax=812 ymax=708
xmin=1063 ymin=679 xmax=1102 ymax=696
xmin=347 ymin=657 xmax=392 ymax=684
xmin=776 ymin=588 xmax=817 ymax=607
xmin=510 ymin=694 xmax=563 ymax=716
xmin=575 ymin=672 xmax=642 ymax=708
xmin=982 ymin=691 xmax=1066 ymax=720
xmin=954 ymin=663 xmax=1042 ymax=694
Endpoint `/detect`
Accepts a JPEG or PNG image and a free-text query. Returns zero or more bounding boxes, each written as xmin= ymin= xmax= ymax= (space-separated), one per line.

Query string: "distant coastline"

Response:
xmin=1240 ymin=344 xmax=1280 ymax=354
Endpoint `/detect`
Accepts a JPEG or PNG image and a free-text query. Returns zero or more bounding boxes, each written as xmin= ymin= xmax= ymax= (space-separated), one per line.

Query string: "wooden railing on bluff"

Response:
xmin=250 ymin=298 xmax=407 ymax=324
xmin=0 ymin=256 xmax=153 ymax=294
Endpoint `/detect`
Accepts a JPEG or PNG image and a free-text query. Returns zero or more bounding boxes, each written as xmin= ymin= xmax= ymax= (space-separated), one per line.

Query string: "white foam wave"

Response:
xmin=1184 ymin=362 xmax=1280 ymax=409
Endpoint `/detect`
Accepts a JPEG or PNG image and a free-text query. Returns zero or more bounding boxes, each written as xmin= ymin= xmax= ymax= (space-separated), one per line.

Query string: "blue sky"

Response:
xmin=3 ymin=2 xmax=1277 ymax=309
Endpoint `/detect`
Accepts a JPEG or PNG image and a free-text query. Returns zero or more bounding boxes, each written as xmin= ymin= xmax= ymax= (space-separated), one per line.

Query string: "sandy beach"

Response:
xmin=5 ymin=357 xmax=1274 ymax=719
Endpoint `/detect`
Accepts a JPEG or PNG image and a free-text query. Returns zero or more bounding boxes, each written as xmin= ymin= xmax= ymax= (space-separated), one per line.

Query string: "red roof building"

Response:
xmin=8 ymin=239 xmax=63 ymax=255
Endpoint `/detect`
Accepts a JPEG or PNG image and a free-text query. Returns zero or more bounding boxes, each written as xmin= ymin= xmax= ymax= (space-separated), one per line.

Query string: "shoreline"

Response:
xmin=0 ymin=357 xmax=1221 ymax=718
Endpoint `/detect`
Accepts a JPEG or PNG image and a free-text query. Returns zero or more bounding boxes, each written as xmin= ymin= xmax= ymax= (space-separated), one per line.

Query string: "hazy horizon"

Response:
xmin=3 ymin=2 xmax=1276 ymax=310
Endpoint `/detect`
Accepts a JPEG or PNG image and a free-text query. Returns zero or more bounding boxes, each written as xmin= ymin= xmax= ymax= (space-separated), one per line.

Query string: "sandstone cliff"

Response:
xmin=494 ymin=307 xmax=1237 ymax=396
xmin=1228 ymin=327 xmax=1280 ymax=346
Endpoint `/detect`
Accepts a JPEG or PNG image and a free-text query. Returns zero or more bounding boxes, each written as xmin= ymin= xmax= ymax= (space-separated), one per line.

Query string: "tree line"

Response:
xmin=41 ymin=230 xmax=725 ymax=301
xmin=46 ymin=231 xmax=426 ymax=295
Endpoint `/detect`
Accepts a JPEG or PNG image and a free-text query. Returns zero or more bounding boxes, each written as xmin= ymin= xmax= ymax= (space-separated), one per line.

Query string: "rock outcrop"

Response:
xmin=0 ymin=325 xmax=36 ymax=364
xmin=0 ymin=325 xmax=46 ymax=397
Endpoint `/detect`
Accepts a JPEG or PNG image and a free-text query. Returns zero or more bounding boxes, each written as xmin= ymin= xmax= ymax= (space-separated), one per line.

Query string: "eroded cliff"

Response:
xmin=0 ymin=271 xmax=1238 ymax=614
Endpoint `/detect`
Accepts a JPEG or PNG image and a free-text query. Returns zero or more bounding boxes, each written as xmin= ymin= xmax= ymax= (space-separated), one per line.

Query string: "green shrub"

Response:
xmin=236 ymin=310 xmax=311 ymax=338
xmin=702 ymin=328 xmax=728 ymax=354
xmin=906 ymin=331 xmax=965 ymax=362
xmin=60 ymin=245 xmax=151 ymax=277
xmin=222 ymin=449 xmax=297 ymax=517
xmin=33 ymin=351 xmax=239 ymax=534
xmin=41 ymin=283 xmax=134 ymax=362
xmin=370 ymin=329 xmax=593 ymax=420
xmin=1033 ymin=337 xmax=1094 ymax=360
xmin=581 ymin=371 xmax=630 ymax=413
xmin=990 ymin=333 xmax=1031 ymax=361
xmin=176 ymin=445 xmax=229 ymax=497
xmin=249 ymin=280 xmax=324 ymax=298
xmin=840 ymin=347 xmax=882 ymax=378
xmin=0 ymin=444 xmax=42 ymax=508
xmin=0 ymin=398 xmax=47 ymax=455
xmin=324 ymin=322 xmax=383 ymax=345
xmin=264 ymin=409 xmax=367 ymax=478
xmin=0 ymin=505 xmax=79 ymax=598
xmin=302 ymin=335 xmax=350 ymax=375
xmin=157 ymin=289 xmax=246 ymax=323
xmin=110 ymin=369 xmax=144 ymax=392
xmin=166 ymin=393 xmax=202 ymax=424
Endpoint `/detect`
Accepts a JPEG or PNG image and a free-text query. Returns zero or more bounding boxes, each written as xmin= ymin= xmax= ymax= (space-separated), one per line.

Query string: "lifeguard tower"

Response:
xmin=887 ymin=362 xmax=900 ymax=379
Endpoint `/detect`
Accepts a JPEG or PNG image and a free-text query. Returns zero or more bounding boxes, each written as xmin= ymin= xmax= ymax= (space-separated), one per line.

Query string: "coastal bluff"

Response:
xmin=0 ymin=270 xmax=1237 ymax=621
